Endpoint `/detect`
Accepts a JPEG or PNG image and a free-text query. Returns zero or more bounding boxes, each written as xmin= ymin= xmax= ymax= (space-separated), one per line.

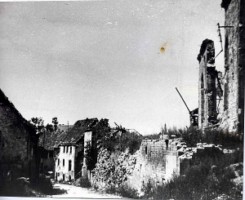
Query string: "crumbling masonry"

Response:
xmin=197 ymin=39 xmax=219 ymax=129
xmin=197 ymin=0 xmax=244 ymax=135
xmin=220 ymin=0 xmax=244 ymax=134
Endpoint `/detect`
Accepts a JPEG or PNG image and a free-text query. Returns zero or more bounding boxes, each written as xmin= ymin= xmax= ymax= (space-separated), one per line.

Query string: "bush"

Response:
xmin=181 ymin=126 xmax=202 ymax=146
xmin=85 ymin=142 xmax=97 ymax=170
xmin=105 ymin=185 xmax=117 ymax=194
xmin=106 ymin=184 xmax=139 ymax=199
xmin=80 ymin=177 xmax=91 ymax=188
xmin=99 ymin=129 xmax=142 ymax=154
xmin=117 ymin=184 xmax=139 ymax=198
xmin=34 ymin=175 xmax=53 ymax=194
xmin=143 ymin=133 xmax=160 ymax=140
xmin=142 ymin=179 xmax=155 ymax=199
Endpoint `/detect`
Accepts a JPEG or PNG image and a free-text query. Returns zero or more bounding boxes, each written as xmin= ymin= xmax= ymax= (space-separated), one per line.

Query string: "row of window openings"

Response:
xmin=63 ymin=146 xmax=72 ymax=154
xmin=58 ymin=159 xmax=72 ymax=171
xmin=56 ymin=173 xmax=72 ymax=182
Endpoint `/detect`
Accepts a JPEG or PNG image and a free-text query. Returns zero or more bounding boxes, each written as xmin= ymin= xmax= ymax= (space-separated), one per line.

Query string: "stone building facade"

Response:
xmin=54 ymin=118 xmax=109 ymax=182
xmin=55 ymin=145 xmax=76 ymax=182
xmin=54 ymin=125 xmax=93 ymax=182
xmin=55 ymin=130 xmax=92 ymax=182
xmin=219 ymin=0 xmax=244 ymax=134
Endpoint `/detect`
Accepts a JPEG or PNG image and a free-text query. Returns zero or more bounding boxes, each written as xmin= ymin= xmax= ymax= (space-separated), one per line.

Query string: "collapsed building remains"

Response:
xmin=197 ymin=0 xmax=244 ymax=135
xmin=127 ymin=137 xmax=234 ymax=193
xmin=197 ymin=39 xmax=220 ymax=128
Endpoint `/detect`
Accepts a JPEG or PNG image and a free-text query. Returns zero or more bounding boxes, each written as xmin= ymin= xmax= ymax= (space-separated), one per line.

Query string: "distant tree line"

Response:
xmin=29 ymin=117 xmax=59 ymax=134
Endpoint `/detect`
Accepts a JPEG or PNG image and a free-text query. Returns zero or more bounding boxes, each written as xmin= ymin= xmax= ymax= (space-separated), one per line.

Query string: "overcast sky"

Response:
xmin=0 ymin=0 xmax=224 ymax=135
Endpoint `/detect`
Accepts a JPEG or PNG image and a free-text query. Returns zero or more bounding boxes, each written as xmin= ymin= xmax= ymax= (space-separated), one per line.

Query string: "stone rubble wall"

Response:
xmin=90 ymin=138 xmax=235 ymax=195
xmin=125 ymin=138 xmax=228 ymax=193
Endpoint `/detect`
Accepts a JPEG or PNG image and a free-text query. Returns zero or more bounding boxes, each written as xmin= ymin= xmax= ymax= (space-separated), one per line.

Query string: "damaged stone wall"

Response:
xmin=197 ymin=39 xmax=218 ymax=129
xmin=127 ymin=138 xmax=226 ymax=194
xmin=127 ymin=139 xmax=179 ymax=193
xmin=198 ymin=1 xmax=244 ymax=135
xmin=197 ymin=0 xmax=244 ymax=135
xmin=219 ymin=0 xmax=244 ymax=134
xmin=90 ymin=137 xmax=228 ymax=195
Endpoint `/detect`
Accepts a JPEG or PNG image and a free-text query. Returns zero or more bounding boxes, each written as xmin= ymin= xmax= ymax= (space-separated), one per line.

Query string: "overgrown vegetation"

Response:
xmin=98 ymin=126 xmax=143 ymax=154
xmin=29 ymin=116 xmax=60 ymax=134
xmin=140 ymin=126 xmax=243 ymax=200
xmin=143 ymin=125 xmax=187 ymax=140
xmin=89 ymin=122 xmax=243 ymax=199
xmin=80 ymin=177 xmax=91 ymax=188
xmin=106 ymin=183 xmax=139 ymax=199
xmin=143 ymin=147 xmax=243 ymax=200
xmin=143 ymin=133 xmax=160 ymax=140
xmin=84 ymin=141 xmax=97 ymax=171
xmin=181 ymin=126 xmax=243 ymax=148
xmin=147 ymin=124 xmax=243 ymax=149
xmin=92 ymin=148 xmax=138 ymax=198
xmin=84 ymin=122 xmax=142 ymax=176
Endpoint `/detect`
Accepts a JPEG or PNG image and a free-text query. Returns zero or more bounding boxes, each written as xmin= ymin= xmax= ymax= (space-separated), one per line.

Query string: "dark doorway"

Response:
xmin=68 ymin=160 xmax=72 ymax=171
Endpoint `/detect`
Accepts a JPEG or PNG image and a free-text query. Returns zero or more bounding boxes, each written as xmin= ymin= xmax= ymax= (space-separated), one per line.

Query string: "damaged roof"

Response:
xmin=39 ymin=118 xmax=110 ymax=149
xmin=38 ymin=129 xmax=68 ymax=150
xmin=60 ymin=118 xmax=99 ymax=145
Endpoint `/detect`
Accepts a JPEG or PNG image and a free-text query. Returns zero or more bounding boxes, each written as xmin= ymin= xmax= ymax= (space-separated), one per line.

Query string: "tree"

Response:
xmin=114 ymin=122 xmax=126 ymax=133
xmin=52 ymin=117 xmax=58 ymax=131
xmin=30 ymin=117 xmax=44 ymax=134
xmin=45 ymin=123 xmax=54 ymax=132
xmin=84 ymin=141 xmax=97 ymax=170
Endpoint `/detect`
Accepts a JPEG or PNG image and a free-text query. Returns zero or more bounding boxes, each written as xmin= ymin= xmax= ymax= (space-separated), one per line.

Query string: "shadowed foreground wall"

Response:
xmin=0 ymin=89 xmax=38 ymax=185
xmin=219 ymin=0 xmax=244 ymax=134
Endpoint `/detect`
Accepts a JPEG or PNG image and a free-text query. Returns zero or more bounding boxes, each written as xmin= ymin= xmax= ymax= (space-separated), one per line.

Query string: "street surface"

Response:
xmin=51 ymin=183 xmax=122 ymax=198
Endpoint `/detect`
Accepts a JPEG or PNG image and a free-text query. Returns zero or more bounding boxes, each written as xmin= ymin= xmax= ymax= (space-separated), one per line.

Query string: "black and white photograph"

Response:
xmin=0 ymin=0 xmax=244 ymax=199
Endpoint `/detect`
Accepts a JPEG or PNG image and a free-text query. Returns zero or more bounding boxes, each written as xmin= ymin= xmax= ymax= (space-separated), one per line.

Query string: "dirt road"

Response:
xmin=51 ymin=183 xmax=122 ymax=198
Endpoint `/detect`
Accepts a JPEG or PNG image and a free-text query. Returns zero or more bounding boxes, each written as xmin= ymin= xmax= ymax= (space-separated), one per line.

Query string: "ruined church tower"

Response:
xmin=197 ymin=1 xmax=244 ymax=135
xmin=197 ymin=39 xmax=218 ymax=129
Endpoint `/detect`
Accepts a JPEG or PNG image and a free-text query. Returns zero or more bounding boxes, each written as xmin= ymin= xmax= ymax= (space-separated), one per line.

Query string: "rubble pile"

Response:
xmin=167 ymin=139 xmax=238 ymax=174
